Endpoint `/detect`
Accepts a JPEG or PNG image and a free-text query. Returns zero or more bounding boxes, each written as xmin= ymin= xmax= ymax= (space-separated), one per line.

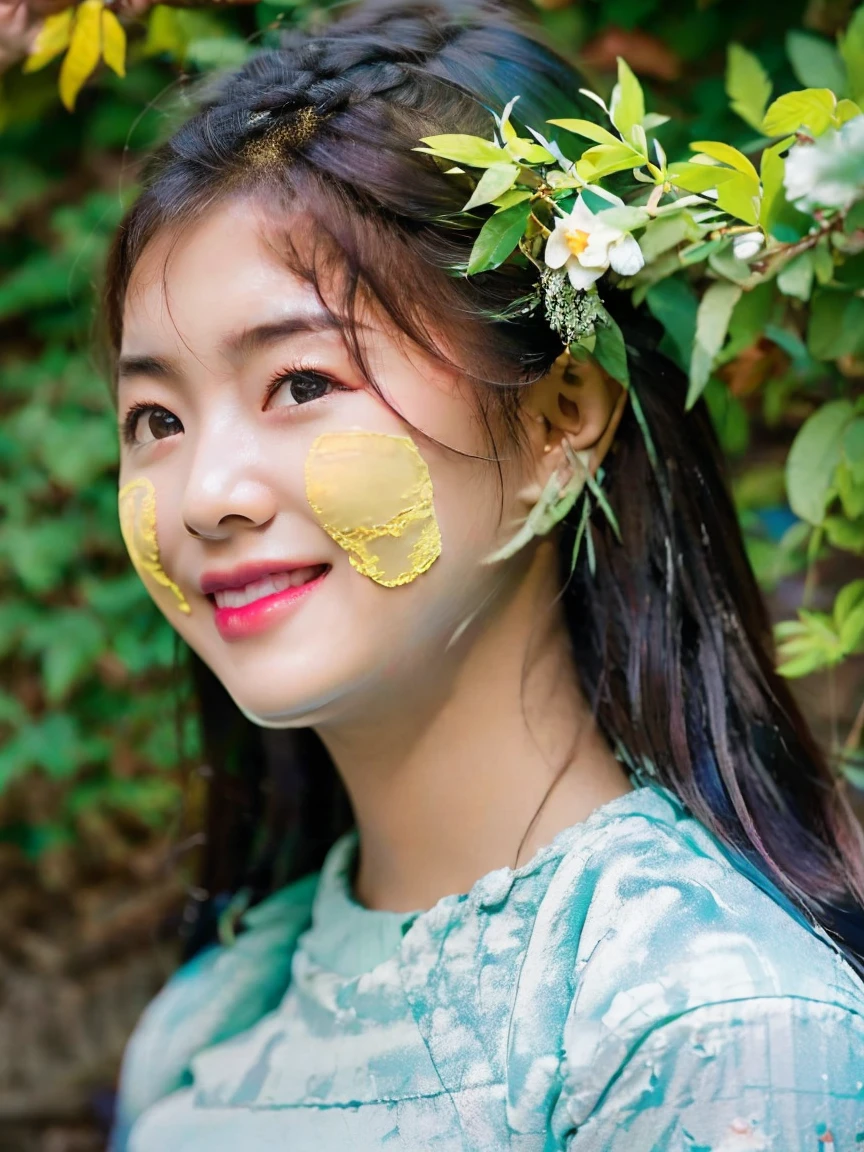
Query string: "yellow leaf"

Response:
xmin=143 ymin=5 xmax=188 ymax=58
xmin=58 ymin=0 xmax=103 ymax=111
xmin=690 ymin=140 xmax=759 ymax=182
xmin=575 ymin=143 xmax=642 ymax=181
xmin=101 ymin=7 xmax=126 ymax=77
xmin=667 ymin=160 xmax=737 ymax=195
xmin=715 ymin=172 xmax=759 ymax=225
xmin=759 ymin=137 xmax=794 ymax=232
xmin=23 ymin=9 xmax=74 ymax=73
xmin=836 ymin=99 xmax=862 ymax=125
xmin=762 ymin=88 xmax=836 ymax=137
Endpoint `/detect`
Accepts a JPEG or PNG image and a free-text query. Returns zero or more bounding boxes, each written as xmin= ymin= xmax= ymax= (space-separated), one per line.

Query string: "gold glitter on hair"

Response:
xmin=243 ymin=107 xmax=322 ymax=167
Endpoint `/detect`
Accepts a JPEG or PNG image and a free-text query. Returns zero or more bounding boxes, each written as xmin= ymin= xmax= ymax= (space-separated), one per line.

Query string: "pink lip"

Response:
xmin=201 ymin=560 xmax=322 ymax=596
xmin=210 ymin=567 xmax=329 ymax=641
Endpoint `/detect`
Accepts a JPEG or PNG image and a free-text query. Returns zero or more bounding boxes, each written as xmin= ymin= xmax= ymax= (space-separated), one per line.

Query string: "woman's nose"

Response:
xmin=181 ymin=432 xmax=278 ymax=541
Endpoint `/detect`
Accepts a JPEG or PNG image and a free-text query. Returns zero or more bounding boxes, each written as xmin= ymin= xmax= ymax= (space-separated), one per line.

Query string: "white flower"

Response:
xmin=544 ymin=193 xmax=645 ymax=290
xmin=732 ymin=231 xmax=764 ymax=261
xmin=784 ymin=114 xmax=864 ymax=211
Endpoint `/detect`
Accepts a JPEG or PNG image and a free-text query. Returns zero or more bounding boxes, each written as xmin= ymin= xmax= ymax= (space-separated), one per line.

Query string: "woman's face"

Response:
xmin=117 ymin=198 xmax=535 ymax=727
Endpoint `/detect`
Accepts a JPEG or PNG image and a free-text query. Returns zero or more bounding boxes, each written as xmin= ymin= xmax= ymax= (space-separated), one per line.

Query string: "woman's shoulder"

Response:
xmin=112 ymin=870 xmax=319 ymax=1146
xmin=527 ymin=785 xmax=864 ymax=1123
xmin=544 ymin=783 xmax=864 ymax=1012
xmin=529 ymin=785 xmax=864 ymax=1143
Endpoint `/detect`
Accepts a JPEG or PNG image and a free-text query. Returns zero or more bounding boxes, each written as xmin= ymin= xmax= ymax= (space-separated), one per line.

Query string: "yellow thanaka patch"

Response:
xmin=305 ymin=431 xmax=441 ymax=588
xmin=118 ymin=477 xmax=191 ymax=615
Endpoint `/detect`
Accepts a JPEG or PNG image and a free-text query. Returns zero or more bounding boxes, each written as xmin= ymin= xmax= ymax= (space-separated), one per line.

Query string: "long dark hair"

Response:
xmin=104 ymin=0 xmax=864 ymax=970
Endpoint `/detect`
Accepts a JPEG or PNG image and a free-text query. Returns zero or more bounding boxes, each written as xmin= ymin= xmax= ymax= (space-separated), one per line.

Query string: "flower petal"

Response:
xmin=544 ymin=227 xmax=571 ymax=270
xmin=566 ymin=259 xmax=603 ymax=290
xmin=732 ymin=231 xmax=763 ymax=261
xmin=570 ymin=196 xmax=598 ymax=229
xmin=608 ymin=234 xmax=645 ymax=276
xmin=579 ymin=231 xmax=616 ymax=269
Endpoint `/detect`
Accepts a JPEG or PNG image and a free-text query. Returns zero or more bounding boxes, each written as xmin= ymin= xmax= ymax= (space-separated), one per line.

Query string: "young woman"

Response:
xmin=106 ymin=3 xmax=864 ymax=1148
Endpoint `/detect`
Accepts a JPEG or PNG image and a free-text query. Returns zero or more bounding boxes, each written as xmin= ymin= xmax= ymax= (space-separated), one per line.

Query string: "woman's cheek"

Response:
xmin=118 ymin=476 xmax=192 ymax=616
xmin=305 ymin=429 xmax=442 ymax=587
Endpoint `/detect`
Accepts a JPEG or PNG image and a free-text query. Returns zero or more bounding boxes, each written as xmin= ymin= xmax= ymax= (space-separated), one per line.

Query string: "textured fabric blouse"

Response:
xmin=112 ymin=784 xmax=864 ymax=1151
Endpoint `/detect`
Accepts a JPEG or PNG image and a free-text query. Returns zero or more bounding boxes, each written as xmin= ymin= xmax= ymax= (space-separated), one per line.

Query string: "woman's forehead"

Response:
xmin=121 ymin=202 xmax=331 ymax=352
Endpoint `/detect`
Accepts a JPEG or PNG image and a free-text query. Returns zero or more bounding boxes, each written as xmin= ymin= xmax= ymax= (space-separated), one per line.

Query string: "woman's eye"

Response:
xmin=267 ymin=369 xmax=337 ymax=409
xmin=124 ymin=406 xmax=184 ymax=446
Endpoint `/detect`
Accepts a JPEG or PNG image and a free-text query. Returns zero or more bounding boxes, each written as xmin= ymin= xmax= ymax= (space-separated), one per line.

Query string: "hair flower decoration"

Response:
xmin=417 ymin=52 xmax=864 ymax=599
xmin=417 ymin=54 xmax=864 ymax=415
xmin=544 ymin=193 xmax=645 ymax=290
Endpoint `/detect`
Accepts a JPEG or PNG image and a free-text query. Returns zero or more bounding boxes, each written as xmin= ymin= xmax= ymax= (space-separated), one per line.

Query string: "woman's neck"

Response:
xmin=317 ymin=542 xmax=633 ymax=912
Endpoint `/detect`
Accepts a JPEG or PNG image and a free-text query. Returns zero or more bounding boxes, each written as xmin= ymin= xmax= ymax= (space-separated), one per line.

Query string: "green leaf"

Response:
xmin=837 ymin=459 xmax=864 ymax=519
xmin=418 ymin=134 xmax=507 ymax=168
xmin=726 ymin=44 xmax=772 ymax=131
xmin=467 ymin=200 xmax=532 ymax=274
xmin=549 ymin=118 xmax=623 ymax=147
xmin=704 ymin=378 xmax=750 ymax=456
xmin=785 ymin=399 xmax=854 ymax=524
xmin=777 ymin=251 xmax=815 ymax=300
xmin=785 ymin=31 xmax=847 ymax=95
xmin=728 ymin=282 xmax=774 ymax=348
xmin=812 ymin=238 xmax=835 ymax=285
xmin=839 ymin=600 xmax=864 ymax=652
xmin=667 ymin=161 xmax=738 ymax=195
xmin=492 ymin=188 xmax=532 ymax=211
xmin=642 ymin=113 xmax=670 ymax=132
xmin=463 ymin=164 xmax=519 ymax=212
xmin=837 ymin=98 xmax=863 ymax=123
xmin=835 ymin=579 xmax=864 ymax=626
xmin=760 ymin=138 xmax=794 ymax=232
xmin=842 ymin=417 xmax=864 ymax=472
xmin=687 ymin=281 xmax=743 ymax=408
xmin=777 ymin=650 xmax=832 ymax=677
xmin=506 ymin=139 xmax=555 ymax=164
xmin=762 ymin=88 xmax=837 ymax=137
xmin=575 ymin=143 xmax=642 ymax=181
xmin=185 ymin=37 xmax=251 ymax=70
xmin=807 ymin=291 xmax=864 ymax=359
xmin=839 ymin=6 xmax=864 ymax=106
xmin=715 ymin=172 xmax=760 ymax=225
xmin=594 ymin=205 xmax=650 ymax=232
xmin=824 ymin=516 xmax=864 ymax=554
xmin=638 ymin=213 xmax=703 ymax=263
xmin=690 ymin=140 xmax=759 ymax=182
xmin=143 ymin=4 xmax=188 ymax=56
xmin=645 ymin=277 xmax=698 ymax=370
xmin=678 ymin=238 xmax=725 ymax=266
xmin=609 ymin=57 xmax=645 ymax=145
xmin=592 ymin=314 xmax=630 ymax=386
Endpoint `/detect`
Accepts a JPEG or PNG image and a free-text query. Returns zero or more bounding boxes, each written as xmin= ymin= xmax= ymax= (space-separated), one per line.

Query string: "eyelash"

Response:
xmin=121 ymin=365 xmax=347 ymax=447
xmin=121 ymin=400 xmax=163 ymax=447
xmin=263 ymin=363 xmax=345 ymax=408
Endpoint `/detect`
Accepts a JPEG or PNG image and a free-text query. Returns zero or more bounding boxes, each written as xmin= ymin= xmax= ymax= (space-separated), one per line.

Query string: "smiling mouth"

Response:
xmin=209 ymin=565 xmax=328 ymax=610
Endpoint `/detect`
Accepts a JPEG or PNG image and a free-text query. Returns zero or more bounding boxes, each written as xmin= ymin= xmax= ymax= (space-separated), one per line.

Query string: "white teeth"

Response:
xmin=213 ymin=567 xmax=320 ymax=610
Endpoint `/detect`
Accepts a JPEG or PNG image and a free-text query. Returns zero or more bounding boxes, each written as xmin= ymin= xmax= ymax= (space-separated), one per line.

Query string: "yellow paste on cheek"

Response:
xmin=305 ymin=431 xmax=442 ymax=588
xmin=118 ymin=477 xmax=191 ymax=615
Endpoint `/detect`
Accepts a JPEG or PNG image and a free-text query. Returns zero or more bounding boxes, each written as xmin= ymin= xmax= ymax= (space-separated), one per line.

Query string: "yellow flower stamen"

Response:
xmin=565 ymin=228 xmax=590 ymax=257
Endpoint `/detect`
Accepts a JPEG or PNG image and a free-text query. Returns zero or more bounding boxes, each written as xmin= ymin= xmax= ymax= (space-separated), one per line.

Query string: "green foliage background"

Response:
xmin=1 ymin=0 xmax=862 ymax=894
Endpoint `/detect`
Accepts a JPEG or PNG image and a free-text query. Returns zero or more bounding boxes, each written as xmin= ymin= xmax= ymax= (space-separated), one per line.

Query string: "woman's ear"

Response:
xmin=522 ymin=350 xmax=627 ymax=494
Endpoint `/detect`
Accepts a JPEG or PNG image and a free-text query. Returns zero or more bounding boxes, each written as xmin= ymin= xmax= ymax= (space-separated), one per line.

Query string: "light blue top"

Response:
xmin=112 ymin=784 xmax=864 ymax=1150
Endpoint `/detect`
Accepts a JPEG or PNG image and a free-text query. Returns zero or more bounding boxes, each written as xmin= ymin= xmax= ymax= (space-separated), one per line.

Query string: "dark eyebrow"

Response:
xmin=222 ymin=314 xmax=344 ymax=361
xmin=117 ymin=313 xmax=347 ymax=384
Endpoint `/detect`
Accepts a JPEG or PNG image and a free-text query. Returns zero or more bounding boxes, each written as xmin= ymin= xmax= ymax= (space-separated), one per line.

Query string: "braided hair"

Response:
xmin=104 ymin=0 xmax=864 ymax=972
